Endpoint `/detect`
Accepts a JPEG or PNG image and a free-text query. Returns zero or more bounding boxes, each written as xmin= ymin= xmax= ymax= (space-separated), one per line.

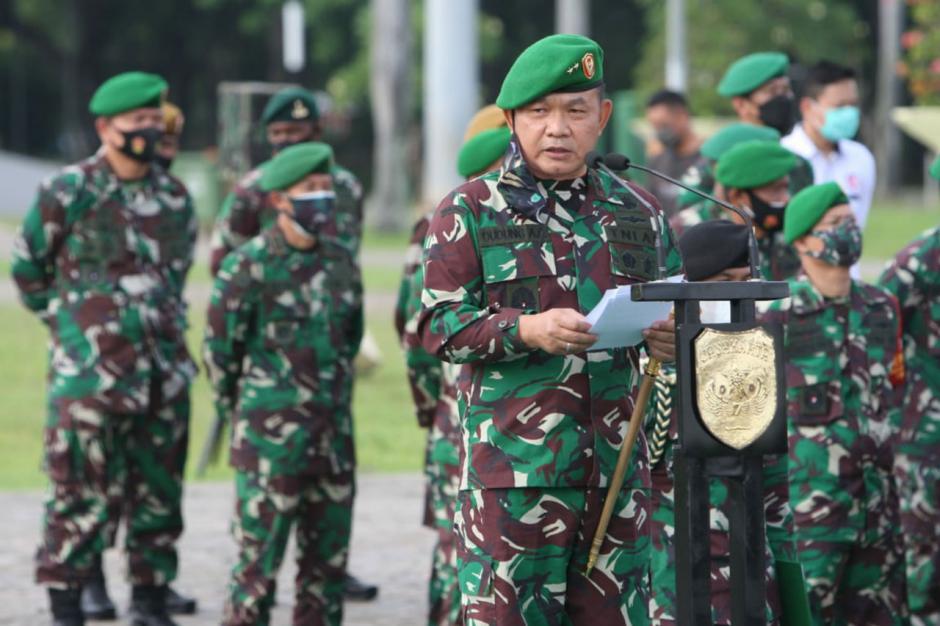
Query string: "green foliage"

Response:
xmin=902 ymin=0 xmax=940 ymax=105
xmin=633 ymin=0 xmax=869 ymax=115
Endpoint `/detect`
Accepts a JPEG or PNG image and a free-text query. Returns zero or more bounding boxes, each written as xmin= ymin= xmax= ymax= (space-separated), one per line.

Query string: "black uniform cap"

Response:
xmin=678 ymin=220 xmax=751 ymax=282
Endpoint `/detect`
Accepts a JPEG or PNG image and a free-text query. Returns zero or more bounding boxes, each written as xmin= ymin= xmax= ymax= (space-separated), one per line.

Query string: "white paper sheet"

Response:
xmin=586 ymin=276 xmax=682 ymax=351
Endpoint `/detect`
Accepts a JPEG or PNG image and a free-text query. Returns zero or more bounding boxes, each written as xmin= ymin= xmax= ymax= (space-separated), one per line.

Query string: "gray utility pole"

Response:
xmin=874 ymin=0 xmax=904 ymax=195
xmin=665 ymin=0 xmax=688 ymax=92
xmin=555 ymin=0 xmax=590 ymax=35
xmin=422 ymin=0 xmax=479 ymax=208
xmin=369 ymin=0 xmax=413 ymax=230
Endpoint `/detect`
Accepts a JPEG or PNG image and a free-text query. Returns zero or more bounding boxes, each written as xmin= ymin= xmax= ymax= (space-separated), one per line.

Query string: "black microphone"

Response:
xmin=584 ymin=151 xmax=668 ymax=280
xmin=602 ymin=152 xmax=761 ymax=281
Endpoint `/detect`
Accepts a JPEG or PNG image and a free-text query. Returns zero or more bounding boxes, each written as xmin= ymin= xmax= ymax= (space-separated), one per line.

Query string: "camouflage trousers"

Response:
xmin=793 ymin=484 xmax=908 ymax=625
xmin=648 ymin=468 xmax=782 ymax=625
xmin=455 ymin=486 xmax=650 ymax=626
xmin=36 ymin=387 xmax=190 ymax=587
xmin=897 ymin=444 xmax=940 ymax=625
xmin=423 ymin=428 xmax=461 ymax=626
xmin=223 ymin=470 xmax=354 ymax=626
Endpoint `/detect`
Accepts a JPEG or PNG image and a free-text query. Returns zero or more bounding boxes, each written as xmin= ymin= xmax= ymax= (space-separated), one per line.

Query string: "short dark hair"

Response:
xmin=646 ymin=89 xmax=689 ymax=110
xmin=803 ymin=60 xmax=857 ymax=100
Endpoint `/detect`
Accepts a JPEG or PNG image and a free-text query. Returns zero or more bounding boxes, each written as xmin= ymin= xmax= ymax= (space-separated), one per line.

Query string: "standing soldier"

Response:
xmin=208 ymin=85 xmax=376 ymax=601
xmin=204 ymin=143 xmax=362 ymax=626
xmin=418 ymin=34 xmax=682 ymax=625
xmin=761 ymin=182 xmax=908 ymax=625
xmin=81 ymin=99 xmax=198 ymax=622
xmin=396 ymin=105 xmax=511 ymax=626
xmin=12 ymin=71 xmax=197 ymax=626
xmin=646 ymin=219 xmax=798 ymax=625
xmin=669 ymin=122 xmax=780 ymax=236
xmin=713 ymin=140 xmax=801 ymax=280
xmin=209 ymin=87 xmax=364 ymax=272
xmin=878 ymin=159 xmax=940 ymax=626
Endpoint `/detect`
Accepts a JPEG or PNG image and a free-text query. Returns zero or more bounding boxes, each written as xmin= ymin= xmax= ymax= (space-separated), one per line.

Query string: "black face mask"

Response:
xmin=115 ymin=126 xmax=162 ymax=163
xmin=286 ymin=191 xmax=336 ymax=238
xmin=746 ymin=190 xmax=787 ymax=233
xmin=655 ymin=126 xmax=681 ymax=150
xmin=756 ymin=94 xmax=796 ymax=135
xmin=154 ymin=155 xmax=173 ymax=170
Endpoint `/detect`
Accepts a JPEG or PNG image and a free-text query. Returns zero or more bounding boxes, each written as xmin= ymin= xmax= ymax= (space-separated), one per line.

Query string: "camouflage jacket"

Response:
xmin=203 ymin=226 xmax=363 ymax=476
xmin=208 ymin=162 xmax=364 ymax=275
xmin=418 ymin=142 xmax=684 ymax=490
xmin=395 ymin=214 xmax=443 ymax=428
xmin=761 ymin=277 xmax=902 ymax=541
xmin=11 ymin=153 xmax=197 ymax=412
xmin=668 ymin=201 xmax=724 ymax=238
xmin=878 ymin=226 xmax=940 ymax=443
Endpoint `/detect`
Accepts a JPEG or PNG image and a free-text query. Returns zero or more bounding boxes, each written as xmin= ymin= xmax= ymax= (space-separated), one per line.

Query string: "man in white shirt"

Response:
xmin=782 ymin=61 xmax=876 ymax=229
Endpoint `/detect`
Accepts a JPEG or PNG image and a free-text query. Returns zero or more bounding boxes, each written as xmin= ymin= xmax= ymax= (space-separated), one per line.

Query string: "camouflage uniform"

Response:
xmin=418 ymin=142 xmax=683 ymax=625
xmin=761 ymin=276 xmax=908 ymax=625
xmin=204 ymin=225 xmax=362 ymax=626
xmin=12 ymin=154 xmax=196 ymax=587
xmin=879 ymin=227 xmax=940 ymax=626
xmin=644 ymin=360 xmax=794 ymax=625
xmin=208 ymin=163 xmax=363 ymax=275
xmin=396 ymin=215 xmax=462 ymax=625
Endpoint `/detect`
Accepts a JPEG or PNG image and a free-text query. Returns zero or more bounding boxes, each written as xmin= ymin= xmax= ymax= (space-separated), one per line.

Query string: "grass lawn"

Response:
xmin=0 ymin=301 xmax=425 ymax=490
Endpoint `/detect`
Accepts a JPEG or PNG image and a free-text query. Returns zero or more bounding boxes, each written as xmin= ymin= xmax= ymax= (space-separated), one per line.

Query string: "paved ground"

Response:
xmin=0 ymin=474 xmax=434 ymax=625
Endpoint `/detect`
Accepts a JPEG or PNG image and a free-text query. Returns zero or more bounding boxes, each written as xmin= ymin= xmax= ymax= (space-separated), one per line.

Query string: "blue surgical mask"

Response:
xmin=820 ymin=105 xmax=860 ymax=142
xmin=286 ymin=190 xmax=335 ymax=238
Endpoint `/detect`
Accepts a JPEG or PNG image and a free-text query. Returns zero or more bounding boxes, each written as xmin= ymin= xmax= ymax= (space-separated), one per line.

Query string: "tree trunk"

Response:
xmin=368 ymin=0 xmax=414 ymax=231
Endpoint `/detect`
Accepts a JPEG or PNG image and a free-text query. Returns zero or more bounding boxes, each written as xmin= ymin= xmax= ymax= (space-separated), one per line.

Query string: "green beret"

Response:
xmin=715 ymin=141 xmax=797 ymax=190
xmin=930 ymin=155 xmax=940 ymax=181
xmin=496 ymin=34 xmax=604 ymax=110
xmin=89 ymin=72 xmax=167 ymax=116
xmin=261 ymin=87 xmax=319 ymax=125
xmin=701 ymin=123 xmax=781 ymax=161
xmin=260 ymin=142 xmax=334 ymax=191
xmin=717 ymin=52 xmax=789 ymax=98
xmin=457 ymin=127 xmax=511 ymax=178
xmin=784 ymin=182 xmax=849 ymax=244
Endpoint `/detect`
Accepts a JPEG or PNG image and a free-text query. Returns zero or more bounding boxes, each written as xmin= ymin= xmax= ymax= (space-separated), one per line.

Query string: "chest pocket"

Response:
xmin=69 ymin=201 xmax=127 ymax=265
xmin=785 ymin=316 xmax=845 ymax=426
xmin=864 ymin=306 xmax=898 ymax=362
xmin=604 ymin=216 xmax=657 ymax=282
xmin=260 ymin=281 xmax=313 ymax=349
xmin=479 ymin=224 xmax=555 ymax=313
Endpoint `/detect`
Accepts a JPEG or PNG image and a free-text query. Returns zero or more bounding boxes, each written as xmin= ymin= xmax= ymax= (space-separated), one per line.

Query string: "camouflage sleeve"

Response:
xmin=404 ymin=259 xmax=443 ymax=428
xmin=209 ymin=186 xmax=262 ymax=277
xmin=11 ymin=174 xmax=75 ymax=318
xmin=418 ymin=195 xmax=536 ymax=364
xmin=878 ymin=237 xmax=925 ymax=315
xmin=167 ymin=191 xmax=198 ymax=300
xmin=202 ymin=251 xmax=255 ymax=422
xmin=345 ymin=264 xmax=365 ymax=362
xmin=396 ymin=216 xmax=443 ymax=427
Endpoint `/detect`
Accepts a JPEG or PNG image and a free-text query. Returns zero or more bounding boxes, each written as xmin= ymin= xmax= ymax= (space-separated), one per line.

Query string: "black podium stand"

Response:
xmin=632 ymin=280 xmax=789 ymax=626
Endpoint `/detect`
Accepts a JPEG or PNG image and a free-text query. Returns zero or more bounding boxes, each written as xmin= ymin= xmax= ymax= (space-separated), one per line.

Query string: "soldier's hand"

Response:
xmin=643 ymin=319 xmax=676 ymax=363
xmin=518 ymin=308 xmax=597 ymax=355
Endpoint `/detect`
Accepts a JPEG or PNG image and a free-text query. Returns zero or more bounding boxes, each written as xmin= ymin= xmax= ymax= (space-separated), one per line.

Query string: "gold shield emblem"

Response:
xmin=694 ymin=327 xmax=777 ymax=450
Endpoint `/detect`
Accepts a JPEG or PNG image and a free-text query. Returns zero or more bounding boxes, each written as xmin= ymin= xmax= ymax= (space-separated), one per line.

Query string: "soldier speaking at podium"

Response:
xmin=418 ymin=34 xmax=682 ymax=625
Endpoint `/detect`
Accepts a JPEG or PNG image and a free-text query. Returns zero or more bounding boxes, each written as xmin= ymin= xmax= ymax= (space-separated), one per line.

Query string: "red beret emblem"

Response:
xmin=581 ymin=53 xmax=596 ymax=79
